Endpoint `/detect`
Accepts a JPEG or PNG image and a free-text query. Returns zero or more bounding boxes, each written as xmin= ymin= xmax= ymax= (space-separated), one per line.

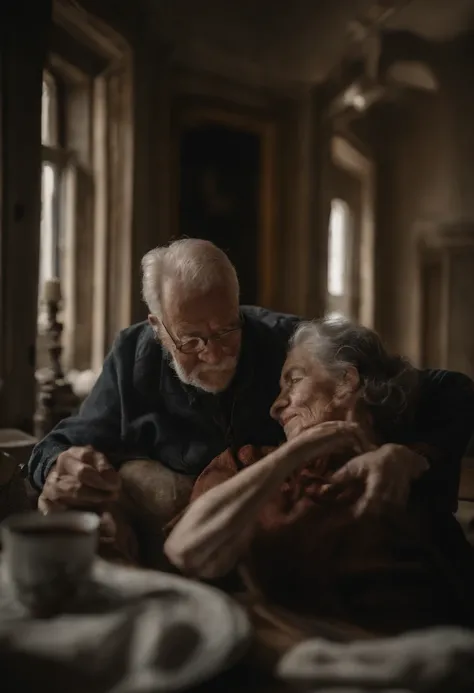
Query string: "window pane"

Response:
xmin=41 ymin=72 xmax=58 ymax=146
xmin=38 ymin=163 xmax=59 ymax=312
xmin=327 ymin=199 xmax=349 ymax=297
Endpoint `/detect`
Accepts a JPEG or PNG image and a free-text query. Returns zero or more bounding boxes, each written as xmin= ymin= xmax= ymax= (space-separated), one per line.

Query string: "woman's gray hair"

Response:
xmin=290 ymin=315 xmax=419 ymax=434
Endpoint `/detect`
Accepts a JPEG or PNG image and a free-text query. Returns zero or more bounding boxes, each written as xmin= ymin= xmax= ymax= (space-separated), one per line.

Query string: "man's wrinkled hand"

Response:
xmin=329 ymin=443 xmax=429 ymax=516
xmin=38 ymin=445 xmax=121 ymax=514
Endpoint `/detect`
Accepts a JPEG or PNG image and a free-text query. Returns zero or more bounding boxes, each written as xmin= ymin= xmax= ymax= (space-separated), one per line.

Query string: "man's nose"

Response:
xmin=270 ymin=391 xmax=287 ymax=421
xmin=198 ymin=338 xmax=224 ymax=364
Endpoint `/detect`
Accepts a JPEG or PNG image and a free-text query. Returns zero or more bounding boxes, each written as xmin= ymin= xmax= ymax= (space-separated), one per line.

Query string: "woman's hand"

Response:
xmin=288 ymin=420 xmax=374 ymax=465
xmin=329 ymin=444 xmax=429 ymax=516
xmin=164 ymin=421 xmax=373 ymax=578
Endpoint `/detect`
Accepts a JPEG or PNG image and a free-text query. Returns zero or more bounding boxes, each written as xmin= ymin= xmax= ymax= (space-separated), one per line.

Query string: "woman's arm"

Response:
xmin=164 ymin=421 xmax=366 ymax=579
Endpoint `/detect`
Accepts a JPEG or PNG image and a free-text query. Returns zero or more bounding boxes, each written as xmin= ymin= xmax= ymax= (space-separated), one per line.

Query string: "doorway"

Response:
xmin=179 ymin=124 xmax=260 ymax=305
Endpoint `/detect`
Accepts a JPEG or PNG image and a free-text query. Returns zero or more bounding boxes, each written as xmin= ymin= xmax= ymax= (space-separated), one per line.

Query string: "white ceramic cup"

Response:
xmin=1 ymin=511 xmax=100 ymax=616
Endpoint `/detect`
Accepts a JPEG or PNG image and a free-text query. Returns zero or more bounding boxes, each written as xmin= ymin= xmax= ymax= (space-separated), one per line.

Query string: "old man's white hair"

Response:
xmin=141 ymin=238 xmax=239 ymax=317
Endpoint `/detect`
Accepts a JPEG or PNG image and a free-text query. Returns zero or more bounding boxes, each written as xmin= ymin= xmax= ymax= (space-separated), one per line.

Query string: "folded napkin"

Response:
xmin=277 ymin=627 xmax=474 ymax=692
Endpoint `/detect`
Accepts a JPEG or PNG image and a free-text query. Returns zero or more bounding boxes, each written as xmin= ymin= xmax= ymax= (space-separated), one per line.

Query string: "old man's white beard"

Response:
xmin=169 ymin=353 xmax=238 ymax=394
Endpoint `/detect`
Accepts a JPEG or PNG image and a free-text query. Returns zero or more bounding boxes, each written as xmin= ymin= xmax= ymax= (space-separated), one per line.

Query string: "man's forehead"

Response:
xmin=162 ymin=281 xmax=238 ymax=326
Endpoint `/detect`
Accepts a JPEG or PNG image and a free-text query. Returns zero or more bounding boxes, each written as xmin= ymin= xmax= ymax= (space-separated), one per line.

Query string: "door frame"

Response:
xmin=172 ymin=106 xmax=277 ymax=308
xmin=331 ymin=136 xmax=375 ymax=327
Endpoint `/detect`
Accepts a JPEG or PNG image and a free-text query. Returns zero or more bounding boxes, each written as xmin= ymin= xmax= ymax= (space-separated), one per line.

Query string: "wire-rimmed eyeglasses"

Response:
xmin=160 ymin=318 xmax=243 ymax=355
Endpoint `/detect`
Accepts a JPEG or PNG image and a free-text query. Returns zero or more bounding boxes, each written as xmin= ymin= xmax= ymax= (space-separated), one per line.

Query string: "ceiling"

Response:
xmin=385 ymin=0 xmax=474 ymax=40
xmin=146 ymin=0 xmax=474 ymax=87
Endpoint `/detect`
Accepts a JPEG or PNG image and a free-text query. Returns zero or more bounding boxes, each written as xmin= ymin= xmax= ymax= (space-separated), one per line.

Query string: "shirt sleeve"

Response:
xmin=27 ymin=343 xmax=123 ymax=491
xmin=405 ymin=369 xmax=474 ymax=513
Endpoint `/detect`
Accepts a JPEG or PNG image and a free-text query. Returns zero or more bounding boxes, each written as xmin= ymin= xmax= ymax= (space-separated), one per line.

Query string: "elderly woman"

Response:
xmin=165 ymin=317 xmax=474 ymax=635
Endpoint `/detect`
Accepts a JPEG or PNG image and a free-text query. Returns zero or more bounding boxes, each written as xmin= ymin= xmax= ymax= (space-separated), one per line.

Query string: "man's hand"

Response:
xmin=329 ymin=444 xmax=429 ymax=516
xmin=38 ymin=446 xmax=120 ymax=514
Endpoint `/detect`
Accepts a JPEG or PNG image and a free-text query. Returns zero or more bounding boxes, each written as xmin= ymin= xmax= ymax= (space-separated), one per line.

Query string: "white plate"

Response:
xmin=0 ymin=557 xmax=252 ymax=692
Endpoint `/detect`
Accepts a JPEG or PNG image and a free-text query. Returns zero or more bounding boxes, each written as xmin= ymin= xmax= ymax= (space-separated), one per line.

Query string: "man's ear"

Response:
xmin=148 ymin=315 xmax=161 ymax=339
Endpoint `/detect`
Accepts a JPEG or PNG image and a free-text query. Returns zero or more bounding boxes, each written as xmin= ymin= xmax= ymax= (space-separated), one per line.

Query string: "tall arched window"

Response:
xmin=327 ymin=198 xmax=351 ymax=316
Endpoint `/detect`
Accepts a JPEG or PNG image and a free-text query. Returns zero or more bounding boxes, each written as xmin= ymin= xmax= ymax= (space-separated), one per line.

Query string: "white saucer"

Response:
xmin=0 ymin=557 xmax=252 ymax=692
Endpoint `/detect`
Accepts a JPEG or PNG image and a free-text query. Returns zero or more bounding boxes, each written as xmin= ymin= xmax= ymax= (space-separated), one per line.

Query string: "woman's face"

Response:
xmin=270 ymin=346 xmax=353 ymax=440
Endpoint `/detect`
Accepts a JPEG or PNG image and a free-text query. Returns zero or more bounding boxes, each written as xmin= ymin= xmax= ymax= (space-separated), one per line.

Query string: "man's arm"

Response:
xmin=28 ymin=343 xmax=123 ymax=491
xmin=404 ymin=370 xmax=474 ymax=513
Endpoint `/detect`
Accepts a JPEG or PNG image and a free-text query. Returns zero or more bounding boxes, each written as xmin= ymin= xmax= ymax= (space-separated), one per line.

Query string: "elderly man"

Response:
xmin=29 ymin=239 xmax=474 ymax=541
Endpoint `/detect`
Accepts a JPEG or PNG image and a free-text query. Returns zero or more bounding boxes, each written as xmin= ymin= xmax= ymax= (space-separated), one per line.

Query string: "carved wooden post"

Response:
xmin=34 ymin=279 xmax=80 ymax=440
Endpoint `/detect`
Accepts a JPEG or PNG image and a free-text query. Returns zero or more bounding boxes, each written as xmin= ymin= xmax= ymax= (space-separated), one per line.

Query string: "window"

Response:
xmin=36 ymin=5 xmax=132 ymax=380
xmin=38 ymin=67 xmax=92 ymax=369
xmin=328 ymin=199 xmax=349 ymax=297
xmin=41 ymin=72 xmax=58 ymax=146
xmin=327 ymin=198 xmax=351 ymax=316
xmin=39 ymin=163 xmax=58 ymax=284
xmin=39 ymin=72 xmax=64 ymax=329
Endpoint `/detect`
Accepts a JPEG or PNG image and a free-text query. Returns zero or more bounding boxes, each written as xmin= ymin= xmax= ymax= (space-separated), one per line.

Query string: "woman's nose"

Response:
xmin=270 ymin=391 xmax=287 ymax=421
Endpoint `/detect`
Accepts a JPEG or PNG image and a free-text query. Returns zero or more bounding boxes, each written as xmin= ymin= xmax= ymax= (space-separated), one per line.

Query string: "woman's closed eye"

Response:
xmin=286 ymin=369 xmax=305 ymax=386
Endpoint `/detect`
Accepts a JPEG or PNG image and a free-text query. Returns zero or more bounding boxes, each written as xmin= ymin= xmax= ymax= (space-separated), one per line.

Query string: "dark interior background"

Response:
xmin=179 ymin=124 xmax=260 ymax=305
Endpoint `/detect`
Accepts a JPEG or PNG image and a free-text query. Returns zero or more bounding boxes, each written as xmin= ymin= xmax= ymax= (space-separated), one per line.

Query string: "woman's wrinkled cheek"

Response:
xmin=306 ymin=396 xmax=335 ymax=425
xmin=288 ymin=402 xmax=330 ymax=438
